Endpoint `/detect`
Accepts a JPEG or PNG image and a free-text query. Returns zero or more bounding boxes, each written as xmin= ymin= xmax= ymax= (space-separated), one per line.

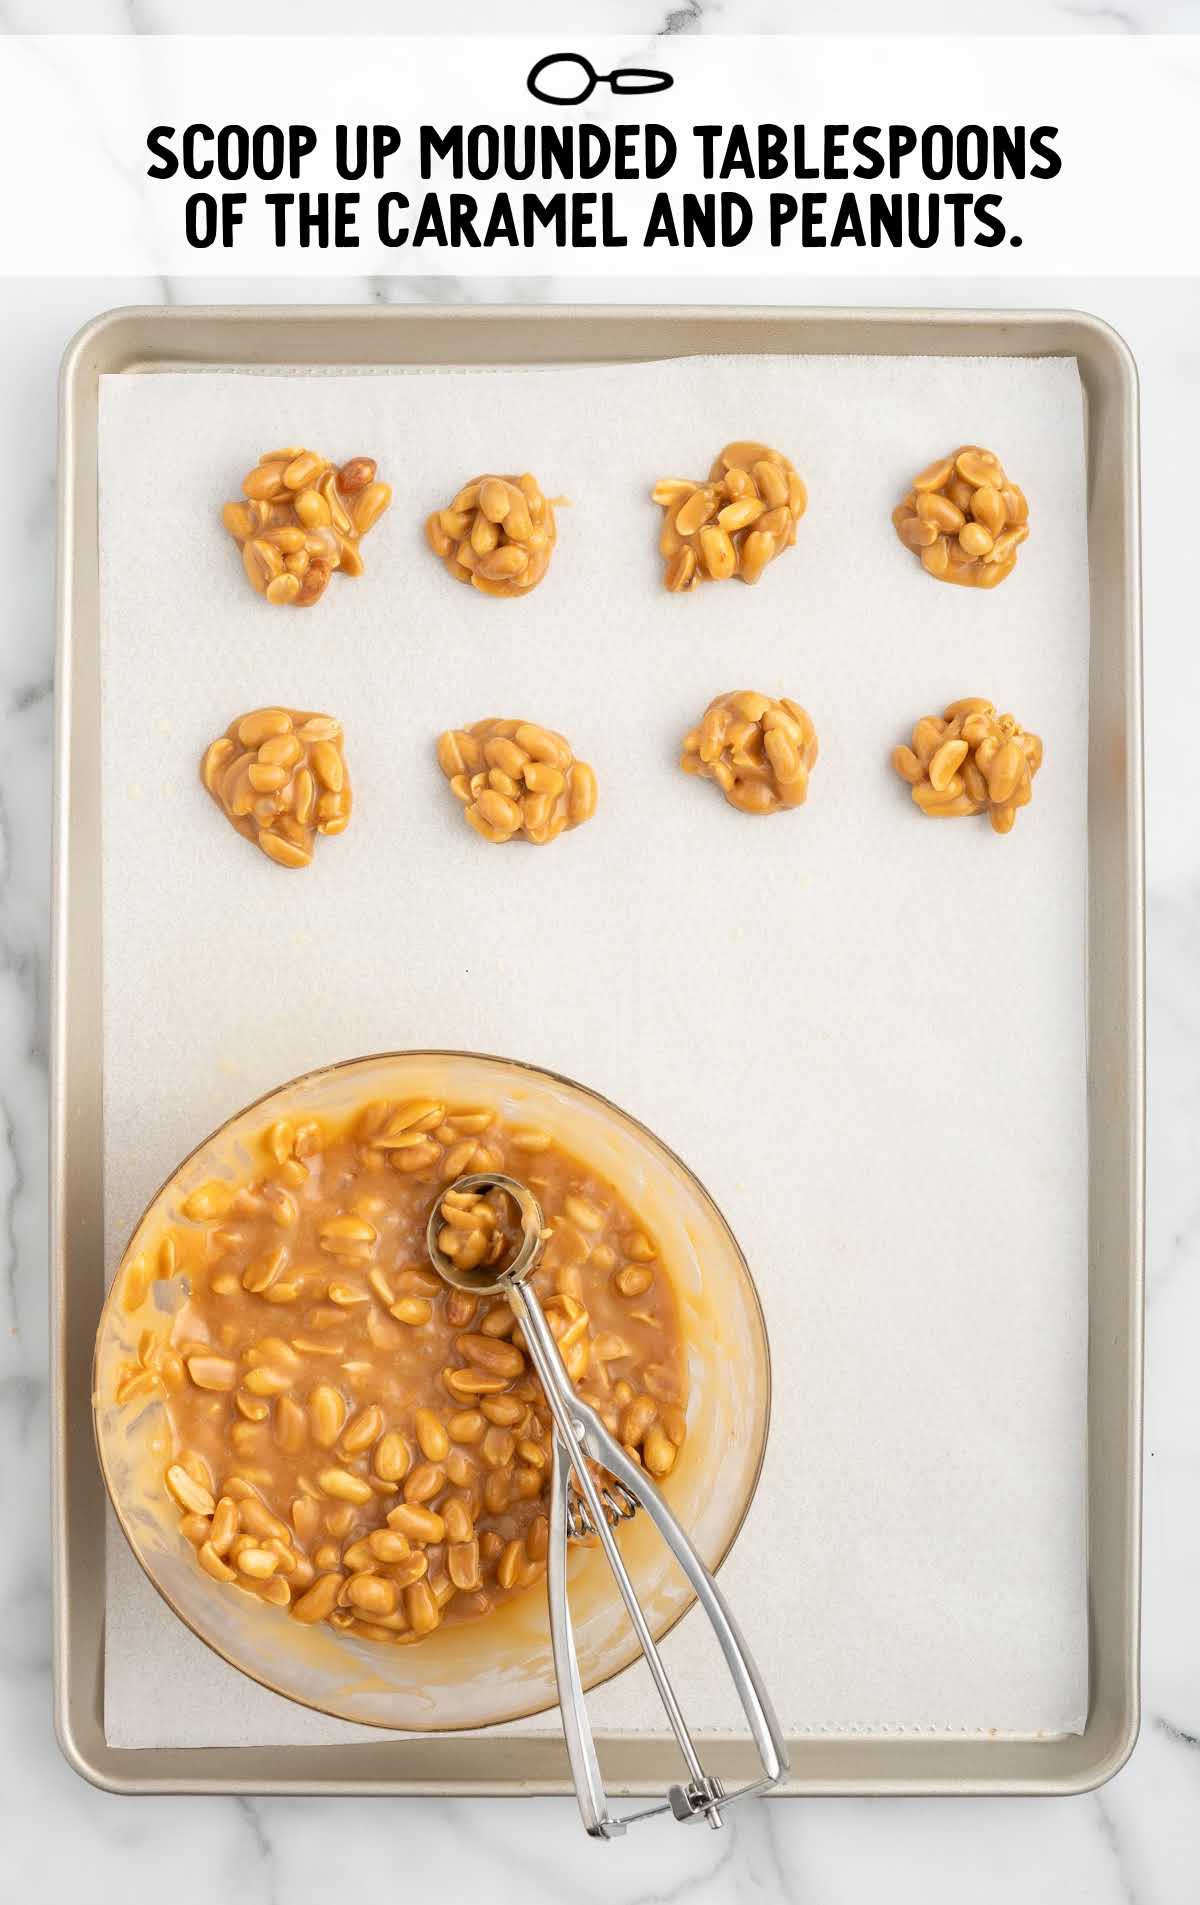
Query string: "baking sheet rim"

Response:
xmin=51 ymin=301 xmax=1144 ymax=1797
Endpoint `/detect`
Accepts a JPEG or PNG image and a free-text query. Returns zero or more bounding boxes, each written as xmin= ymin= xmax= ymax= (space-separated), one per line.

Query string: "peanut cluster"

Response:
xmin=892 ymin=446 xmax=1029 ymax=589
xmin=222 ymin=449 xmax=392 ymax=608
xmin=425 ymin=474 xmax=557 ymax=597
xmin=653 ymin=441 xmax=807 ymax=592
xmin=891 ymin=697 xmax=1043 ymax=834
xmin=202 ymin=707 xmax=352 ymax=868
xmin=680 ymin=691 xmax=819 ymax=815
xmin=437 ymin=718 xmax=597 ymax=844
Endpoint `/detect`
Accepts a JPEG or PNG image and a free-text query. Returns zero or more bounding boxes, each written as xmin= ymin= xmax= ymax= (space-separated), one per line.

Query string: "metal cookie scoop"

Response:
xmin=426 ymin=1172 xmax=787 ymax=1838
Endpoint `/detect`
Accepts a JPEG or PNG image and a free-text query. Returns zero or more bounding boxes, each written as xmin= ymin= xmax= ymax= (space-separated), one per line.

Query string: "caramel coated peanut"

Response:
xmin=437 ymin=717 xmax=596 ymax=846
xmin=427 ymin=472 xmax=557 ymax=597
xmin=223 ymin=447 xmax=390 ymax=605
xmin=891 ymin=699 xmax=1042 ymax=834
xmin=652 ymin=441 xmax=806 ymax=591
xmin=680 ymin=691 xmax=818 ymax=816
xmin=893 ymin=447 xmax=1029 ymax=589
xmin=201 ymin=707 xmax=351 ymax=871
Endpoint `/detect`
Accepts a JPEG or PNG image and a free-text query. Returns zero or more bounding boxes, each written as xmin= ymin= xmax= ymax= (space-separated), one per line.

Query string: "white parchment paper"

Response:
xmin=98 ymin=353 xmax=1089 ymax=1748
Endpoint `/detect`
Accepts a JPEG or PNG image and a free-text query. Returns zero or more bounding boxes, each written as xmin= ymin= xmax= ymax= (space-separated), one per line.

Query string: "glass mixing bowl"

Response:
xmin=94 ymin=1050 xmax=771 ymax=1732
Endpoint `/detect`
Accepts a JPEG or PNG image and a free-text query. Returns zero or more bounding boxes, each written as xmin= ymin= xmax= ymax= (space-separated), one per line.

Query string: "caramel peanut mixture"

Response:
xmin=222 ymin=449 xmax=392 ymax=608
xmin=892 ymin=446 xmax=1029 ymax=589
xmin=425 ymin=474 xmax=557 ymax=597
xmin=114 ymin=1100 xmax=687 ymax=1647
xmin=437 ymin=718 xmax=597 ymax=845
xmin=202 ymin=707 xmax=352 ymax=869
xmin=681 ymin=691 xmax=819 ymax=815
xmin=653 ymin=441 xmax=807 ymax=592
xmin=892 ymin=696 xmax=1043 ymax=834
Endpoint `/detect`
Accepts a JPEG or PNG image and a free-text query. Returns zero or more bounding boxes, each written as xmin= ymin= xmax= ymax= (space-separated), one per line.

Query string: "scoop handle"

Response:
xmin=510 ymin=1279 xmax=789 ymax=1828
xmin=547 ymin=1432 xmax=623 ymax=1837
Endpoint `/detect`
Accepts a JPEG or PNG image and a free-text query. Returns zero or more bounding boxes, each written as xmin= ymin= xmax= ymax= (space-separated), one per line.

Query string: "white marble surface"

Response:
xmin=8 ymin=263 xmax=1194 ymax=1904
xmin=6 ymin=0 xmax=1200 ymax=30
xmin=1 ymin=7 xmax=1198 ymax=1902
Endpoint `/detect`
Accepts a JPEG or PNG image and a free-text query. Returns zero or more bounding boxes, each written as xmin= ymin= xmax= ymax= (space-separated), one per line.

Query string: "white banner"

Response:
xmin=0 ymin=33 xmax=1196 ymax=275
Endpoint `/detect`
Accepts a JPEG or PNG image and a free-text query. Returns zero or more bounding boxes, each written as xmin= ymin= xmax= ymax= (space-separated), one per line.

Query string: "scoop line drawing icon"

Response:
xmin=526 ymin=52 xmax=675 ymax=108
